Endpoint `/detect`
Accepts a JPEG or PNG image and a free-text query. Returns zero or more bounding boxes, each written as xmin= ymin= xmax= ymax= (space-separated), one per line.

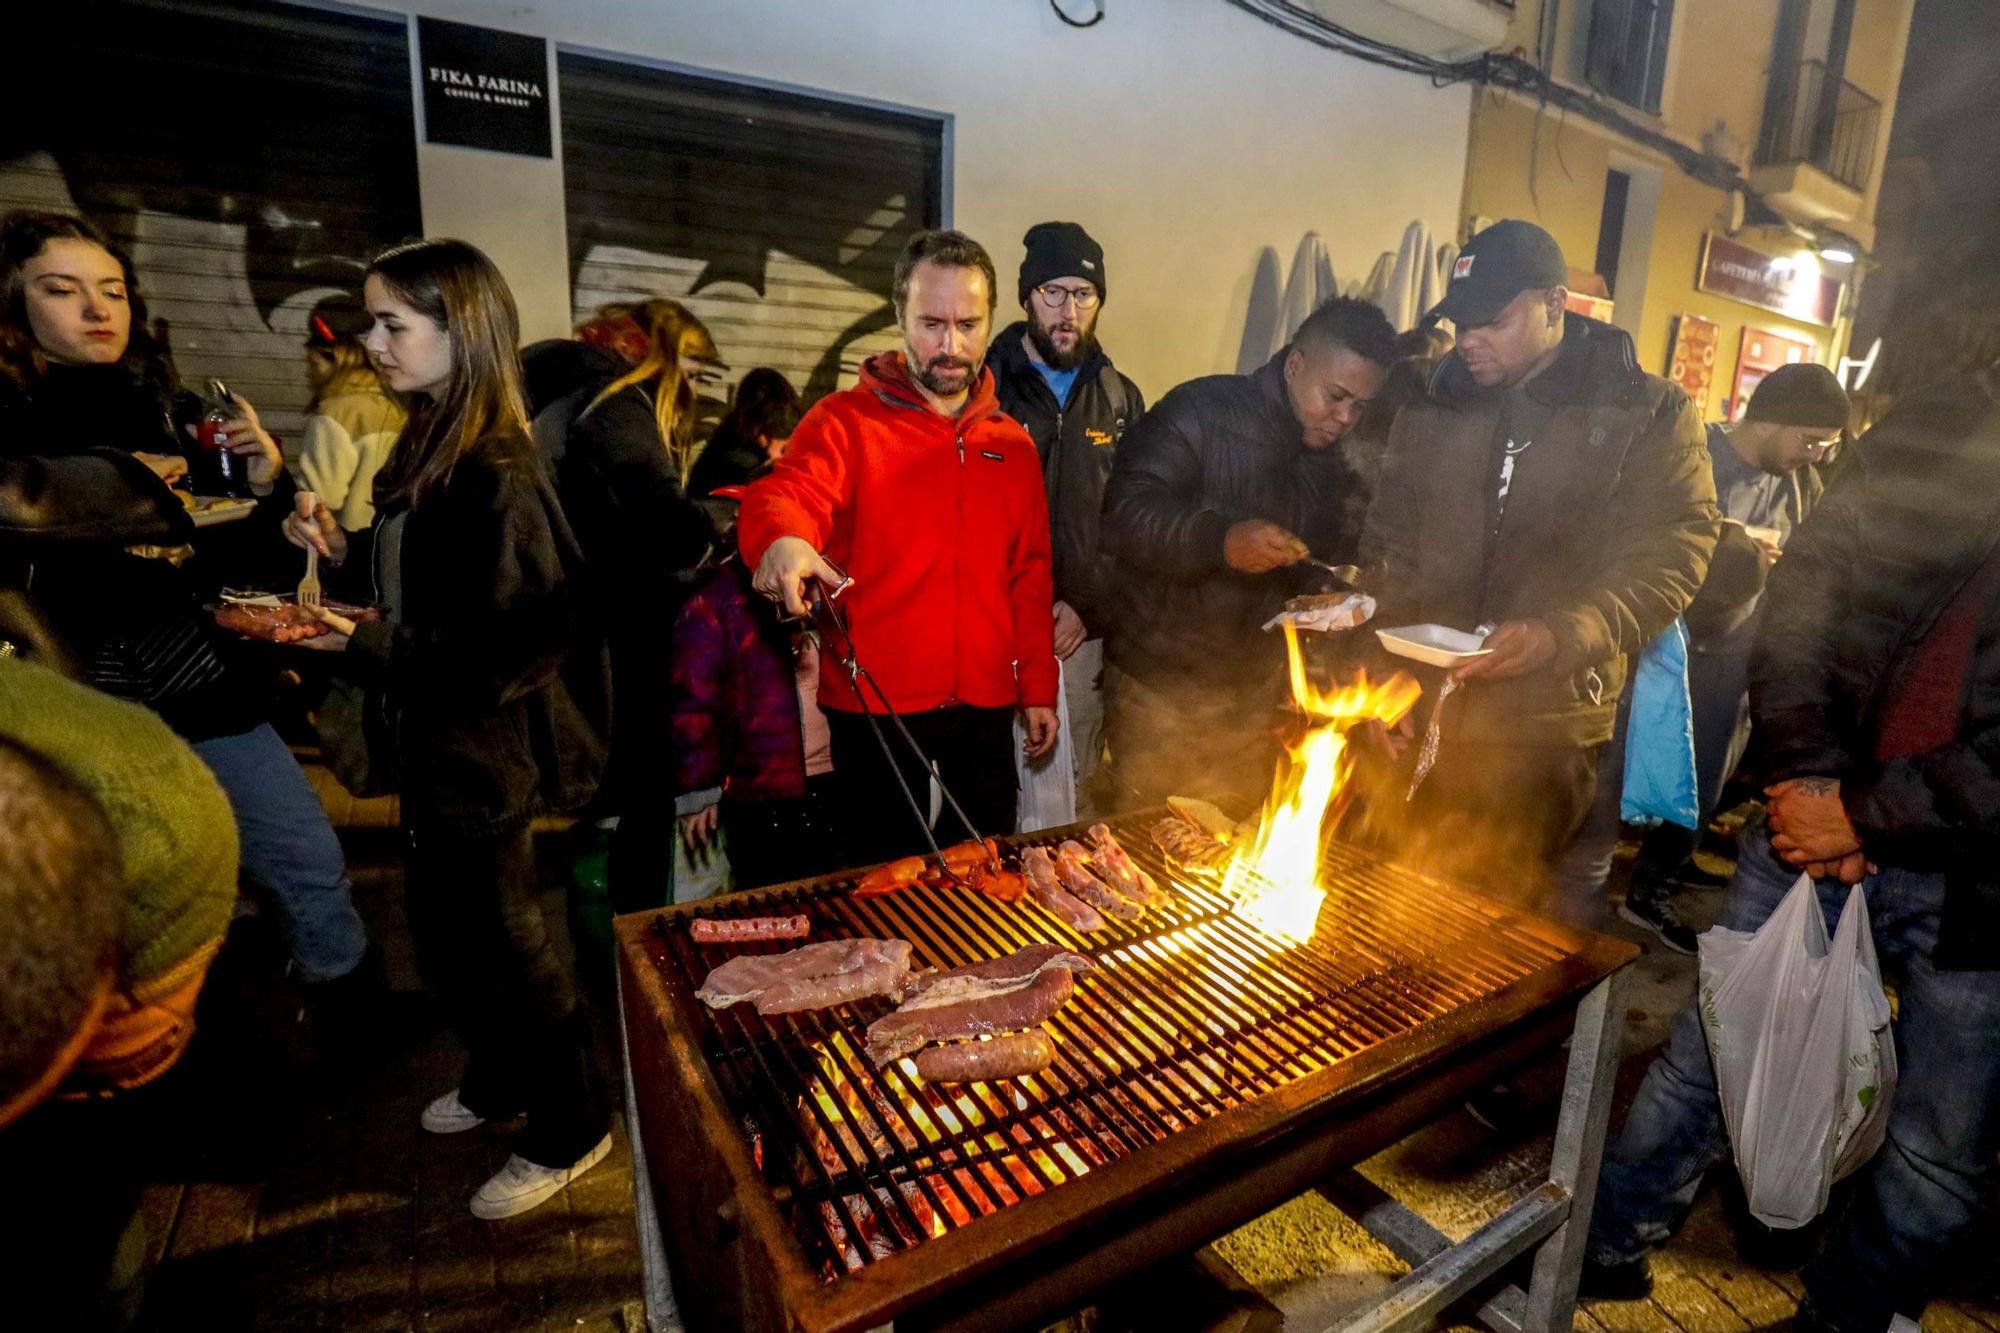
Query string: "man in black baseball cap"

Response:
xmin=1353 ymin=218 xmax=1719 ymax=924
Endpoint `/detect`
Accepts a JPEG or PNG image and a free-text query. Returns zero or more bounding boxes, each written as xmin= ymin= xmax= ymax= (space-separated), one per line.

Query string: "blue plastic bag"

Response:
xmin=1621 ymin=619 xmax=1700 ymax=829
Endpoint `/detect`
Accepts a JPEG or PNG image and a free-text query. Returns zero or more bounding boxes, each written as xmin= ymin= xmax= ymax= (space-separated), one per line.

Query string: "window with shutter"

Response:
xmin=557 ymin=52 xmax=945 ymax=406
xmin=1584 ymin=0 xmax=1676 ymax=114
xmin=0 ymin=0 xmax=421 ymax=442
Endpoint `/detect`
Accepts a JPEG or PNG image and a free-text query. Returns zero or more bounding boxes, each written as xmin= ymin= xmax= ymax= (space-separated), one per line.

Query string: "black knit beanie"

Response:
xmin=1743 ymin=363 xmax=1850 ymax=430
xmin=1018 ymin=222 xmax=1106 ymax=306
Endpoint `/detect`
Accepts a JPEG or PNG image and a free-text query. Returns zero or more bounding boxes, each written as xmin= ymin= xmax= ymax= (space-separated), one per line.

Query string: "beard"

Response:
xmin=1026 ymin=313 xmax=1098 ymax=371
xmin=909 ymin=349 xmax=980 ymax=397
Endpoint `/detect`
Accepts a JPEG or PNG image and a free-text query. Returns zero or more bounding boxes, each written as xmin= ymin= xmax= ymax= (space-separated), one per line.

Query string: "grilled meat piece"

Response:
xmin=864 ymin=946 xmax=1088 ymax=1066
xmin=1055 ymin=841 xmax=1143 ymax=922
xmin=1083 ymin=825 xmax=1169 ymax=908
xmin=913 ymin=1029 xmax=1055 ymax=1083
xmin=1020 ymin=846 xmax=1107 ymax=933
xmin=1149 ymin=818 xmax=1229 ymax=870
xmin=696 ymin=938 xmax=913 ymax=1014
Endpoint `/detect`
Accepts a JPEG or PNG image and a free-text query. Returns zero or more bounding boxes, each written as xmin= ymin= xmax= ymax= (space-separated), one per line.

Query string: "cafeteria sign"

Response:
xmin=418 ymin=17 xmax=552 ymax=158
xmin=1697 ymin=234 xmax=1841 ymax=328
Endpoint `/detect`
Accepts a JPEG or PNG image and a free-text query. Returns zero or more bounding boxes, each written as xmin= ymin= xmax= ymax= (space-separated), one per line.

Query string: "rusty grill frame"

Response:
xmin=617 ymin=814 xmax=1634 ymax=1333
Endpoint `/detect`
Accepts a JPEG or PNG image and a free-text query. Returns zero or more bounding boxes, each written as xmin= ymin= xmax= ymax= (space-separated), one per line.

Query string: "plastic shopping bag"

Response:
xmin=1015 ymin=658 xmax=1077 ymax=833
xmin=1621 ymin=619 xmax=1700 ymax=829
xmin=1698 ymin=873 xmax=1897 ymax=1229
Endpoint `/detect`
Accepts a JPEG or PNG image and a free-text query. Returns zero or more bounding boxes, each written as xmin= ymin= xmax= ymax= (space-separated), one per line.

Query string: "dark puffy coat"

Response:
xmin=341 ymin=433 xmax=609 ymax=837
xmin=989 ymin=322 xmax=1144 ymax=636
xmin=1750 ymin=372 xmax=2000 ymax=966
xmin=1363 ymin=316 xmax=1719 ymax=746
xmin=1101 ymin=355 xmax=1354 ymax=691
xmin=668 ymin=562 xmax=808 ymax=804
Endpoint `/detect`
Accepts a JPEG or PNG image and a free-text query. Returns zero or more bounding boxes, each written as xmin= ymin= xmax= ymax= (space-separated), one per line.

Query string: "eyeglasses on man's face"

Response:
xmin=1033 ymin=283 xmax=1099 ymax=311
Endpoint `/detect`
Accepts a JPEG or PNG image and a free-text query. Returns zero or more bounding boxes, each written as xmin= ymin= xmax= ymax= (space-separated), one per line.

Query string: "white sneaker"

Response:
xmin=469 ymin=1133 xmax=614 ymax=1220
xmin=420 ymin=1088 xmax=486 ymax=1135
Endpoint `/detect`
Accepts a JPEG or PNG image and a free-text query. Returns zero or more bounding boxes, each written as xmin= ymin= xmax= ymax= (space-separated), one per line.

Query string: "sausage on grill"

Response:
xmin=690 ymin=914 xmax=811 ymax=944
xmin=913 ymin=1029 xmax=1055 ymax=1083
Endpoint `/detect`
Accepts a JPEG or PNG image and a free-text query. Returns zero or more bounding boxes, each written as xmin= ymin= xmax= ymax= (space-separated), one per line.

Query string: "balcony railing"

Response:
xmin=1758 ymin=58 xmax=1881 ymax=193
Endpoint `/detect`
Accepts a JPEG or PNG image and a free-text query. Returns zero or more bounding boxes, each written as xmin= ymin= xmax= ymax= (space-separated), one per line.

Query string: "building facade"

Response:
xmin=1456 ymin=0 xmax=1915 ymax=420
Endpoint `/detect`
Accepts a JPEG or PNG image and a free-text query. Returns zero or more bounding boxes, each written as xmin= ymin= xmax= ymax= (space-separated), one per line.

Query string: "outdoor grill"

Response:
xmin=616 ymin=812 xmax=1635 ymax=1333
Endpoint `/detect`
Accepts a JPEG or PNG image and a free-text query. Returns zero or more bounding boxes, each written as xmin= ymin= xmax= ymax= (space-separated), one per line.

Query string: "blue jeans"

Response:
xmin=1588 ymin=822 xmax=2000 ymax=1330
xmin=192 ymin=723 xmax=366 ymax=982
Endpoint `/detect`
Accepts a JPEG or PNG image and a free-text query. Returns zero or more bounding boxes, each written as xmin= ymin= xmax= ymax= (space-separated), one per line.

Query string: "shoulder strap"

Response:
xmin=1097 ymin=366 xmax=1131 ymax=438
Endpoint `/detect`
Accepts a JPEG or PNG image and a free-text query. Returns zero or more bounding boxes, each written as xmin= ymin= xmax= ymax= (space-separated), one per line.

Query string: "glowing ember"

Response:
xmin=1224 ymin=624 xmax=1420 ymax=944
xmin=799 ymin=1034 xmax=1105 ymax=1269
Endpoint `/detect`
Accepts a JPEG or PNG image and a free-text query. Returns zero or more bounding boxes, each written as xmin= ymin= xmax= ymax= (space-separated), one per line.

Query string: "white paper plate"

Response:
xmin=1375 ymin=623 xmax=1493 ymax=668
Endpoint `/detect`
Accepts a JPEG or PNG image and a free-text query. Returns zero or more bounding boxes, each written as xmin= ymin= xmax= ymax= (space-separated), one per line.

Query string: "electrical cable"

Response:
xmin=1051 ymin=0 xmax=1106 ymax=29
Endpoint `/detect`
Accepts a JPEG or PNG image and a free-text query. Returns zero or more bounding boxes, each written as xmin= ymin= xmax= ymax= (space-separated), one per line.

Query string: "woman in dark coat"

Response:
xmin=286 ymin=238 xmax=612 ymax=1220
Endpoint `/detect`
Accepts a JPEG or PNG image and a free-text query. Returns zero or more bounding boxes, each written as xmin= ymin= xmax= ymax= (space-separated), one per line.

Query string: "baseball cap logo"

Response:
xmin=1453 ymin=255 xmax=1476 ymax=279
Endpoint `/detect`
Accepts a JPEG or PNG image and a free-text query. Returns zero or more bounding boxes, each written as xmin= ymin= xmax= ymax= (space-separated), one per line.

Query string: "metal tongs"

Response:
xmin=804 ymin=562 xmax=1003 ymax=887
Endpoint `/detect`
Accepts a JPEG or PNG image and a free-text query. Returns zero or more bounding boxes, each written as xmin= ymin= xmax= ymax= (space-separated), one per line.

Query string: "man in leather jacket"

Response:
xmin=1100 ymin=296 xmax=1395 ymax=810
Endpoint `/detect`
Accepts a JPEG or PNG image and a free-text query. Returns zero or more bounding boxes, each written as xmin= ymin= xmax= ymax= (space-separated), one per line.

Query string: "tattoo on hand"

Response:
xmin=1796 ymin=777 xmax=1839 ymax=796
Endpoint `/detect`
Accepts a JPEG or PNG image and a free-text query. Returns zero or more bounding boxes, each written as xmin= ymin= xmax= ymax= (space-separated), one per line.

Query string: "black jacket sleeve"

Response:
xmin=1102 ymin=388 xmax=1231 ymax=577
xmin=346 ymin=459 xmax=585 ymax=715
xmin=0 ymin=450 xmax=191 ymax=546
xmin=1748 ymin=478 xmax=1865 ymax=784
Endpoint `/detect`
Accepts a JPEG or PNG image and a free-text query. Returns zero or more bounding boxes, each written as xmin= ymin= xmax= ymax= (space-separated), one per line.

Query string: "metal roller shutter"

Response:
xmin=0 ymin=0 xmax=420 ymax=443
xmin=557 ymin=52 xmax=945 ymax=405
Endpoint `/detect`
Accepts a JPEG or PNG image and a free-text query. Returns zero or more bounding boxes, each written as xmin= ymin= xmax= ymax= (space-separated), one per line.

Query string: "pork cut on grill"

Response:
xmin=864 ymin=945 xmax=1092 ymax=1066
xmin=1021 ymin=846 xmax=1107 ymax=933
xmin=1085 ymin=824 xmax=1169 ymax=907
xmin=1054 ymin=841 xmax=1144 ymax=922
xmin=696 ymin=939 xmax=914 ymax=1014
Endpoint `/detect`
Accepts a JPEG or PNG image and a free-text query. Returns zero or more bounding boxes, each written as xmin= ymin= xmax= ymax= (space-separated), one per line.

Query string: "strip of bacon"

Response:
xmin=1055 ymin=841 xmax=1143 ymax=922
xmin=1085 ymin=824 xmax=1169 ymax=908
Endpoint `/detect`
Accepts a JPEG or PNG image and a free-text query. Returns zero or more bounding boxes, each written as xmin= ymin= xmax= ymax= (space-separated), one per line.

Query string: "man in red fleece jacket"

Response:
xmin=741 ymin=229 xmax=1059 ymax=866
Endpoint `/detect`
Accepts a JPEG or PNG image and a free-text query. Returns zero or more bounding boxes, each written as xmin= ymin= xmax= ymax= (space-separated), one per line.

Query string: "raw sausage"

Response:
xmin=689 ymin=914 xmax=811 ymax=944
xmin=912 ymin=1029 xmax=1055 ymax=1083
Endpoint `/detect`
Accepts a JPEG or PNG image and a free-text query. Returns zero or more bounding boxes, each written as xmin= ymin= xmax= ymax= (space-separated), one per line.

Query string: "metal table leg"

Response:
xmin=1320 ymin=968 xmax=1628 ymax=1333
xmin=617 ymin=964 xmax=685 ymax=1333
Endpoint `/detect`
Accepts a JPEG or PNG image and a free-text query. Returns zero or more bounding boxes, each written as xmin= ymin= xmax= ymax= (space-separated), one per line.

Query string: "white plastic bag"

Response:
xmin=1698 ymin=873 xmax=1897 ymax=1229
xmin=1015 ymin=658 xmax=1076 ymax=833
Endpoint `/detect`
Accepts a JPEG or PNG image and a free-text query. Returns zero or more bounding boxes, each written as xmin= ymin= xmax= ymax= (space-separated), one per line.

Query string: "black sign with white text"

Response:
xmin=418 ymin=17 xmax=552 ymax=157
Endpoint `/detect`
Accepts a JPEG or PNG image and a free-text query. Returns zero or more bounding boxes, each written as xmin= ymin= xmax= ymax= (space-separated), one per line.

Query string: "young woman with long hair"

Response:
xmin=520 ymin=296 xmax=726 ymax=909
xmin=284 ymin=238 xmax=613 ymax=1219
xmin=0 ymin=209 xmax=372 ymax=1004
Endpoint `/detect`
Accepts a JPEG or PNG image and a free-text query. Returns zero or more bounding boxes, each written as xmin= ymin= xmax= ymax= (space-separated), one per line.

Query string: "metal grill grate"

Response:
xmin=637 ymin=815 xmax=1574 ymax=1277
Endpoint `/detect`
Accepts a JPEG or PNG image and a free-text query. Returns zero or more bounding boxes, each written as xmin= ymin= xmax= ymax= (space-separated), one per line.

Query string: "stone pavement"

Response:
xmin=125 ymin=766 xmax=2000 ymax=1332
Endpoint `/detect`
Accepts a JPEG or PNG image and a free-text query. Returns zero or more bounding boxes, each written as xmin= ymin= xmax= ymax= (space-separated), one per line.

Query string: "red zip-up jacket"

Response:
xmin=737 ymin=352 xmax=1058 ymax=715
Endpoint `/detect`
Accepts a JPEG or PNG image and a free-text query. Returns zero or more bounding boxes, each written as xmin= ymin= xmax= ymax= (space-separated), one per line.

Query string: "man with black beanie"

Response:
xmin=990 ymin=221 xmax=1144 ymax=820
xmin=1613 ymin=362 xmax=1849 ymax=950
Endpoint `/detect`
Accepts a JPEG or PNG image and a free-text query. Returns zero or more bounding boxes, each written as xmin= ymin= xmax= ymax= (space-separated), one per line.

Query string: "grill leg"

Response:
xmin=1318 ymin=969 xmax=1628 ymax=1333
xmin=1516 ymin=968 xmax=1625 ymax=1330
xmin=617 ymin=964 xmax=686 ymax=1333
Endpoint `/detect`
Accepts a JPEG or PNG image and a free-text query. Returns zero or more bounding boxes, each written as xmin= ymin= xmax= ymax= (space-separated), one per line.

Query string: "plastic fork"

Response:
xmin=295 ymin=490 xmax=322 ymax=608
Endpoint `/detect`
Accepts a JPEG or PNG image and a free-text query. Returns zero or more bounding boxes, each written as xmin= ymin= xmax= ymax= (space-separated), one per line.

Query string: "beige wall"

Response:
xmin=361 ymin=0 xmax=1475 ymax=397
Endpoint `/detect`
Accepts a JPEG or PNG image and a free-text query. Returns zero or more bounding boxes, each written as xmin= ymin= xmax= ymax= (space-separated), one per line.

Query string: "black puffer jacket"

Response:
xmin=1751 ymin=372 xmax=2000 ymax=966
xmin=1101 ymin=355 xmax=1353 ymax=691
xmin=1363 ymin=316 xmax=1718 ymax=746
xmin=340 ymin=433 xmax=610 ymax=838
xmin=989 ymin=323 xmax=1144 ymax=636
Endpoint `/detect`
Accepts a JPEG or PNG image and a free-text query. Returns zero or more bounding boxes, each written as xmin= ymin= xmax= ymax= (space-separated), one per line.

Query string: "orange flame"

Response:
xmin=1223 ymin=624 xmax=1421 ymax=944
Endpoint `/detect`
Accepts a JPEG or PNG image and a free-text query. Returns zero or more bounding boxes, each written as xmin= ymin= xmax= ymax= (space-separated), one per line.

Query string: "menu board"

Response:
xmin=1666 ymin=314 xmax=1721 ymax=418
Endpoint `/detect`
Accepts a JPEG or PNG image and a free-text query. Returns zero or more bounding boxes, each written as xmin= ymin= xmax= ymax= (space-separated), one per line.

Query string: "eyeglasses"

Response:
xmin=1034 ymin=283 xmax=1100 ymax=311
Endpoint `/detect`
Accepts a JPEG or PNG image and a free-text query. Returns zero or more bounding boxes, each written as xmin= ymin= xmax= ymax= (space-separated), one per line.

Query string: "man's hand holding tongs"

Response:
xmin=755 ymin=535 xmax=850 ymax=617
